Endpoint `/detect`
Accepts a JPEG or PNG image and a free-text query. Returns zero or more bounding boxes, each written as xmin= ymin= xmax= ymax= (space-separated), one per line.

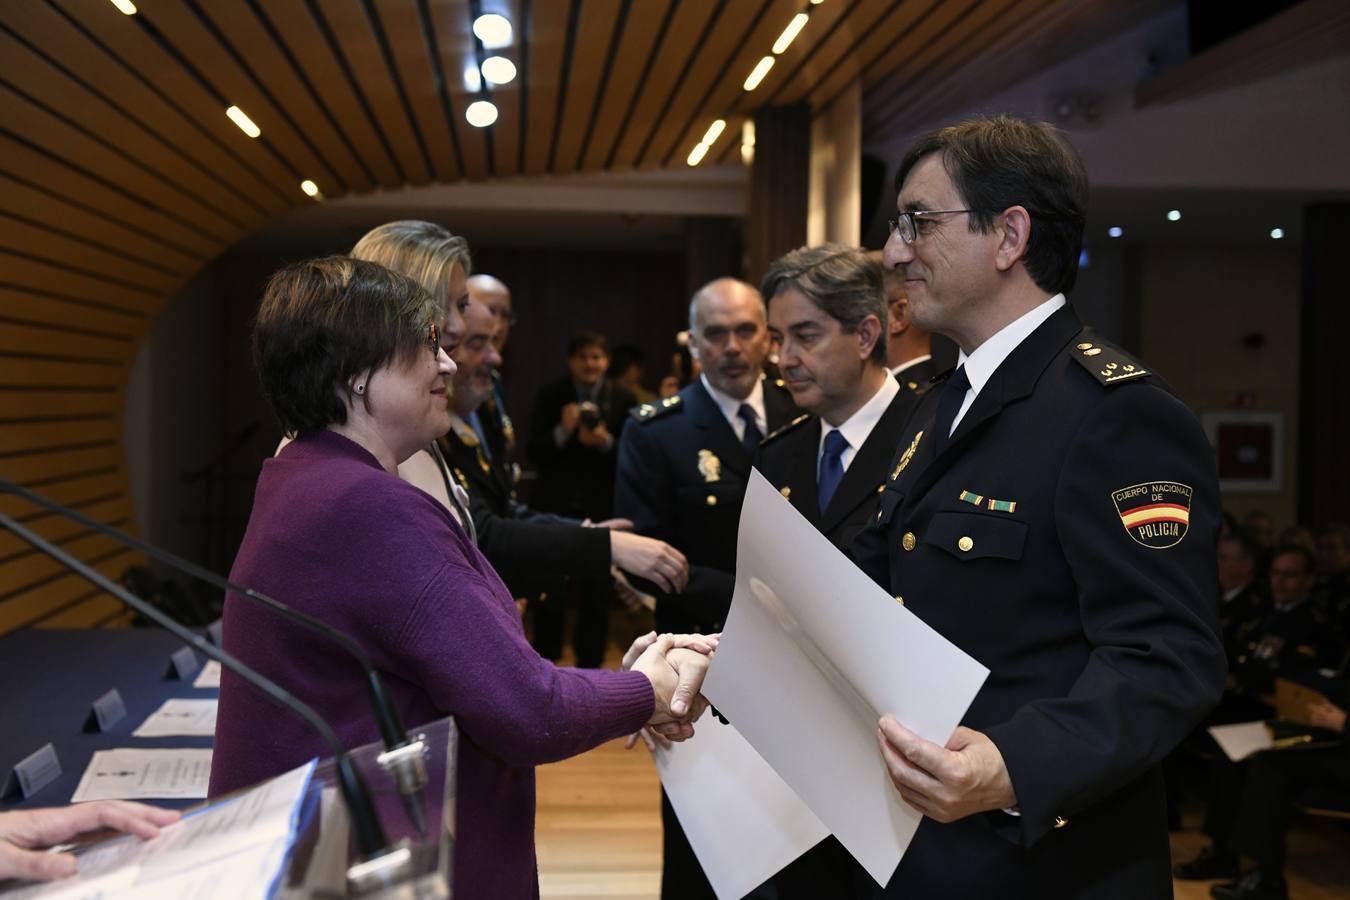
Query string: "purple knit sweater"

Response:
xmin=209 ymin=431 xmax=653 ymax=898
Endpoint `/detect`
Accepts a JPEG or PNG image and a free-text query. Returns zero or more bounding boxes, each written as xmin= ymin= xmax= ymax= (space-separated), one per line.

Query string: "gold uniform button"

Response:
xmin=901 ymin=532 xmax=917 ymax=551
xmin=780 ymin=486 xmax=791 ymax=498
xmin=1053 ymin=815 xmax=1068 ymax=829
xmin=958 ymin=536 xmax=974 ymax=552
xmin=894 ymin=595 xmax=905 ymax=606
xmin=1076 ymin=342 xmax=1094 ymax=351
xmin=706 ymin=495 xmax=718 ymax=507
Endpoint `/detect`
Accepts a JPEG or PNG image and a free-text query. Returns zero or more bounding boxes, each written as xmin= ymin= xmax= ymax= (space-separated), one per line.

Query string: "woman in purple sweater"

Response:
xmin=210 ymin=256 xmax=711 ymax=898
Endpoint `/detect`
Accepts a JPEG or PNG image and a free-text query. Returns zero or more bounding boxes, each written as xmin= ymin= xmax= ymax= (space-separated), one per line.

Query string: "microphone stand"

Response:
xmin=0 ymin=509 xmax=409 ymax=886
xmin=1 ymin=478 xmax=429 ymax=834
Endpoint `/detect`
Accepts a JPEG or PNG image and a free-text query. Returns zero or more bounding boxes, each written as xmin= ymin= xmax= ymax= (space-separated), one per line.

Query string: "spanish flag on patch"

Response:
xmin=1111 ymin=482 xmax=1194 ymax=549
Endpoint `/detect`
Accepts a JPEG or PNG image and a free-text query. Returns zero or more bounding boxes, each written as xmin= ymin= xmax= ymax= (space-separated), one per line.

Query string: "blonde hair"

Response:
xmin=351 ymin=220 xmax=472 ymax=302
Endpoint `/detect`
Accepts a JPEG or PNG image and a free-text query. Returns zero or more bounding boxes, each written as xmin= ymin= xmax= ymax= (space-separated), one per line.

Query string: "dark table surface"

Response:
xmin=0 ymin=628 xmax=216 ymax=810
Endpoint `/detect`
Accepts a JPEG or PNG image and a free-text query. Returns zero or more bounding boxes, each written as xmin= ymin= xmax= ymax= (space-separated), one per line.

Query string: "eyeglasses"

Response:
xmin=426 ymin=322 xmax=441 ymax=355
xmin=887 ymin=209 xmax=977 ymax=244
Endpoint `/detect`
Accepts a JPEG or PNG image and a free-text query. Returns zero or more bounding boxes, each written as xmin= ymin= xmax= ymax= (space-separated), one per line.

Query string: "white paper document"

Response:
xmin=701 ymin=470 xmax=990 ymax=887
xmin=132 ymin=698 xmax=218 ymax=737
xmin=1208 ymin=721 xmax=1273 ymax=762
xmin=654 ymin=718 xmax=829 ymax=900
xmin=70 ymin=748 xmax=213 ymax=802
xmin=193 ymin=660 xmax=222 ymax=688
xmin=16 ymin=760 xmax=314 ymax=900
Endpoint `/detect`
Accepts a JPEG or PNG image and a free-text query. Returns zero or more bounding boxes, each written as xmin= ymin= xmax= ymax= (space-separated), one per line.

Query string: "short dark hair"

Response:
xmin=568 ymin=331 xmax=608 ymax=357
xmin=608 ymin=343 xmax=645 ymax=378
xmin=761 ymin=244 xmax=888 ymax=365
xmin=1219 ymin=530 xmax=1263 ymax=564
xmin=896 ymin=115 xmax=1088 ymax=295
xmin=253 ymin=256 xmax=440 ymax=436
xmin=1270 ymin=544 xmax=1315 ymax=574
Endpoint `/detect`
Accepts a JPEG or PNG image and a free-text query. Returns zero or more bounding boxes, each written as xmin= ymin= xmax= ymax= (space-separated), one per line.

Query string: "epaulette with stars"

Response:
xmin=631 ymin=394 xmax=683 ymax=423
xmin=1070 ymin=331 xmax=1149 ymax=387
xmin=759 ymin=413 xmax=812 ymax=449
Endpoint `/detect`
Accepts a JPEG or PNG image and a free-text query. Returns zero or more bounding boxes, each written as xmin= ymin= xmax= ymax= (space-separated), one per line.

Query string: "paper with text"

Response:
xmin=1208 ymin=721 xmax=1274 ymax=762
xmin=193 ymin=660 xmax=222 ymax=689
xmin=70 ymin=748 xmax=213 ymax=802
xmin=132 ymin=698 xmax=217 ymax=738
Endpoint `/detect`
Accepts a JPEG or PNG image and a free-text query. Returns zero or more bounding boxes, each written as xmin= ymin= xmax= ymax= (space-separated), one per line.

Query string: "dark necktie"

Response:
xmin=738 ymin=404 xmax=763 ymax=456
xmin=933 ymin=365 xmax=971 ymax=452
xmin=817 ymin=429 xmax=849 ymax=514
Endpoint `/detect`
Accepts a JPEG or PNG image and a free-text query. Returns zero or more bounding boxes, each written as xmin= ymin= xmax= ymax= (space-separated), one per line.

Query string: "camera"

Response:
xmin=578 ymin=401 xmax=602 ymax=429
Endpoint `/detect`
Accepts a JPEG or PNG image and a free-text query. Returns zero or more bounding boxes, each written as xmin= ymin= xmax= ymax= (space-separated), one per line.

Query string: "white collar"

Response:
xmin=890 ymin=354 xmax=932 ymax=377
xmin=701 ymin=373 xmax=766 ymax=432
xmin=820 ymin=372 xmax=899 ymax=456
xmin=957 ymin=295 xmax=1066 ymax=397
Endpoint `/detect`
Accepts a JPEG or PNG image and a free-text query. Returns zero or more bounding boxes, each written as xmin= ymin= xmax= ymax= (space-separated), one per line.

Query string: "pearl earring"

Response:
xmin=354 ymin=383 xmax=366 ymax=395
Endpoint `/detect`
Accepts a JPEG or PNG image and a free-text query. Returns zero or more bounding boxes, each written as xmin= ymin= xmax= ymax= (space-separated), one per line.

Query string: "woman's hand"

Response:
xmin=611 ymin=533 xmax=688 ymax=593
xmin=626 ymin=633 xmax=719 ymax=743
xmin=0 ymin=801 xmax=180 ymax=881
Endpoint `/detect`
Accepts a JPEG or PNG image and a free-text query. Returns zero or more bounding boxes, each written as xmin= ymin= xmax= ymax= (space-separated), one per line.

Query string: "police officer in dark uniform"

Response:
xmin=755 ymin=246 xmax=921 ymax=897
xmin=615 ymin=277 xmax=798 ymax=900
xmin=853 ymin=116 xmax=1225 ymax=898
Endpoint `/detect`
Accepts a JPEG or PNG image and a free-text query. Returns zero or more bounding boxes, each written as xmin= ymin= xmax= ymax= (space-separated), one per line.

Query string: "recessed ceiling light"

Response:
xmin=1108 ymin=226 xmax=1123 ymax=238
xmin=463 ymin=65 xmax=482 ymax=93
xmin=1166 ymin=209 xmax=1181 ymax=222
xmin=466 ymin=100 xmax=498 ymax=128
xmin=480 ymin=56 xmax=517 ymax=85
xmin=300 ymin=180 xmax=320 ymax=198
xmin=225 ymin=105 xmax=261 ymax=138
xmin=772 ymin=13 xmax=810 ymax=55
xmin=701 ymin=119 xmax=726 ymax=146
xmin=1270 ymin=227 xmax=1285 ymax=240
xmin=109 ymin=0 xmax=137 ymax=14
xmin=744 ymin=56 xmax=775 ymax=92
xmin=687 ymin=143 xmax=710 ymax=167
xmin=473 ymin=14 xmax=512 ymax=48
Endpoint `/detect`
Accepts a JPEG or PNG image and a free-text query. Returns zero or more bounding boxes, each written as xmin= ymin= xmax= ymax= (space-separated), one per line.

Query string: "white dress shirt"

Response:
xmin=946 ymin=294 xmax=1066 ymax=436
xmin=890 ymin=353 xmax=933 ymax=378
xmin=701 ymin=373 xmax=767 ymax=442
xmin=818 ymin=374 xmax=900 ymax=472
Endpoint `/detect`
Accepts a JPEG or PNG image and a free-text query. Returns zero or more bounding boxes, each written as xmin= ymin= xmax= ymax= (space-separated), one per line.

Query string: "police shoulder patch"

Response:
xmin=631 ymin=394 xmax=683 ymax=423
xmin=1111 ymin=481 xmax=1193 ymax=548
xmin=1071 ymin=331 xmax=1149 ymax=387
xmin=760 ymin=414 xmax=813 ymax=449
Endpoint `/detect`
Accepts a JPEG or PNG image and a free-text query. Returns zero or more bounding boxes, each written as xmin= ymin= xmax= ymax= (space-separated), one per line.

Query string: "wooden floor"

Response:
xmin=535 ymin=643 xmax=1350 ymax=899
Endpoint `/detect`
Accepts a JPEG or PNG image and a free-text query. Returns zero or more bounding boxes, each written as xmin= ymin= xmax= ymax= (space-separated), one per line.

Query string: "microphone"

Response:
xmin=0 ymin=507 xmax=402 ymax=875
xmin=0 ymin=478 xmax=429 ymax=834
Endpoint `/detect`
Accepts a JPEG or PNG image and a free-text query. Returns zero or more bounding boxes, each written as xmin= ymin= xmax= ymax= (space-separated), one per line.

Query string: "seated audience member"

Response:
xmin=209 ymin=256 xmax=714 ymax=900
xmin=1218 ymin=531 xmax=1271 ymax=663
xmin=609 ymin=343 xmax=656 ymax=404
xmin=0 ymin=802 xmax=179 ymax=882
xmin=1314 ymin=523 xmax=1350 ymax=648
xmin=1245 ymin=510 xmax=1276 ymax=555
xmin=1278 ymin=525 xmax=1317 ymax=556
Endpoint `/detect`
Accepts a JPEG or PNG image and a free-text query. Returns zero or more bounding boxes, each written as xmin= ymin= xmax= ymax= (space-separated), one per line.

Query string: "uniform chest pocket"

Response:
xmin=676 ymin=483 xmax=742 ymax=512
xmin=924 ymin=510 xmax=1027 ymax=561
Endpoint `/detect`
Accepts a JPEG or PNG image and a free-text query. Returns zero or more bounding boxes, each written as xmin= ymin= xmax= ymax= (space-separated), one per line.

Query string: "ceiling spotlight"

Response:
xmin=741 ymin=120 xmax=756 ymax=166
xmin=1166 ymin=209 xmax=1181 ymax=222
xmin=687 ymin=143 xmax=710 ymax=167
xmin=300 ymin=180 xmax=320 ymax=198
xmin=463 ymin=64 xmax=482 ymax=93
xmin=1108 ymin=226 xmax=1123 ymax=238
xmin=480 ymin=56 xmax=517 ymax=85
xmin=466 ymin=100 xmax=499 ymax=128
xmin=473 ymin=13 xmax=512 ymax=48
xmin=1270 ymin=227 xmax=1285 ymax=240
xmin=744 ymin=56 xmax=775 ymax=92
xmin=701 ymin=119 xmax=727 ymax=146
xmin=109 ymin=0 xmax=137 ymax=14
xmin=225 ymin=105 xmax=261 ymax=138
xmin=772 ymin=13 xmax=810 ymax=55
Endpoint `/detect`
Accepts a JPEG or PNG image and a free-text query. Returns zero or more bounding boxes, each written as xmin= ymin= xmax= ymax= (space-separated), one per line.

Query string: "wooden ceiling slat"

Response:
xmin=758 ymin=0 xmax=896 ymax=109
xmin=0 ymin=446 xmax=120 ymax=485
xmin=2 ymin=177 xmax=198 ymax=276
xmin=0 ymin=392 xmax=120 ymax=420
xmin=638 ymin=1 xmax=766 ymax=170
xmin=521 ymin=0 xmax=572 ymax=176
xmin=0 ymin=577 xmax=118 ymax=633
xmin=0 ymin=255 xmax=158 ymax=316
xmin=317 ymin=0 xmax=432 ymax=185
xmin=854 ymin=0 xmax=993 ymax=120
xmin=375 ymin=0 xmax=462 ymax=183
xmin=0 ymin=321 xmax=129 ymax=362
xmin=0 ymin=421 xmax=120 ymax=456
xmin=0 ymin=478 xmax=127 ymax=521
xmin=484 ymin=0 xmax=524 ymax=177
xmin=0 ymin=137 xmax=223 ymax=259
xmin=0 ymin=84 xmax=242 ymax=245
xmin=0 ymin=2 xmax=292 ymax=218
xmin=0 ymin=32 xmax=266 ymax=231
xmin=711 ymin=114 xmax=748 ymax=166
xmin=0 ymin=514 xmax=127 ymax=564
xmin=579 ymin=0 xmax=671 ymax=172
xmin=0 ymin=357 xmax=125 ymax=388
xmin=2 ymin=218 xmax=182 ymax=294
xmin=265 ymin=0 xmax=402 ymax=188
xmin=36 ymin=593 xmax=136 ymax=630
xmin=0 ymin=542 xmax=134 ymax=603
xmin=551 ymin=0 xmax=623 ymax=173
xmin=63 ymin=0 xmax=306 ymax=204
xmin=609 ymin=0 xmax=719 ymax=170
xmin=0 ymin=288 xmax=143 ymax=338
xmin=663 ymin=0 xmax=798 ymax=170
xmin=721 ymin=0 xmax=856 ymax=115
xmin=200 ymin=0 xmax=374 ymax=194
xmin=426 ymin=0 xmax=487 ymax=180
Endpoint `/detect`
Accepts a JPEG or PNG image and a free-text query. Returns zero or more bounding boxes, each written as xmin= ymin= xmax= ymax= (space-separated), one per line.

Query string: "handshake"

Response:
xmin=622 ymin=631 xmax=720 ymax=747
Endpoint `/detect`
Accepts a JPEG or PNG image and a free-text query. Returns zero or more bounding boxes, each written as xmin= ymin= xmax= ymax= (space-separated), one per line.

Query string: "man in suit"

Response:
xmin=615 ymin=277 xmax=798 ymax=900
xmin=755 ymin=244 xmax=917 ymax=897
xmin=852 ymin=115 xmax=1225 ymax=897
xmin=465 ymin=274 xmax=518 ymax=467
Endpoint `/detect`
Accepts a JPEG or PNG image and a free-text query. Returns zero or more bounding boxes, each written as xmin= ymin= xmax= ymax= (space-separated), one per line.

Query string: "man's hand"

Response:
xmin=0 ymin=801 xmax=180 ymax=882
xmin=627 ymin=633 xmax=718 ymax=742
xmin=611 ymin=532 xmax=688 ymax=593
xmin=590 ymin=518 xmax=634 ymax=530
xmin=559 ymin=402 xmax=581 ymax=435
xmin=876 ymin=716 xmax=1017 ymax=823
xmin=1308 ymin=698 xmax=1347 ymax=733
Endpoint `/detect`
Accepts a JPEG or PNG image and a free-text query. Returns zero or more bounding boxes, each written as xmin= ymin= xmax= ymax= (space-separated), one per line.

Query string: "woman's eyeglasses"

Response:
xmin=427 ymin=322 xmax=441 ymax=356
